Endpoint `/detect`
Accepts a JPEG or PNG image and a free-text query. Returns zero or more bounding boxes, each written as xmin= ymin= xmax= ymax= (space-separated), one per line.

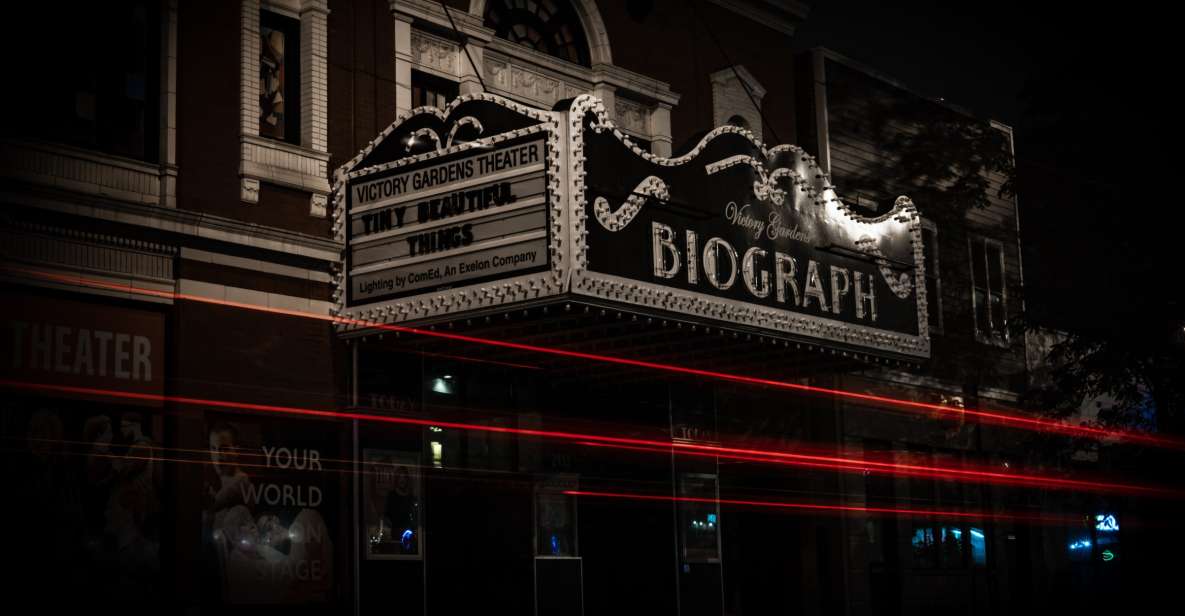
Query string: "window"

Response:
xmin=9 ymin=1 xmax=161 ymax=162
xmin=484 ymin=0 xmax=592 ymax=66
xmin=906 ymin=447 xmax=987 ymax=569
xmin=677 ymin=473 xmax=721 ymax=563
xmin=259 ymin=10 xmax=301 ymax=145
xmin=362 ymin=449 xmax=422 ymax=559
xmin=969 ymin=236 xmax=1007 ymax=342
xmin=411 ymin=70 xmax=459 ymax=109
xmin=535 ymin=477 xmax=578 ymax=557
xmin=921 ymin=221 xmax=942 ymax=333
xmin=710 ymin=66 xmax=765 ymax=137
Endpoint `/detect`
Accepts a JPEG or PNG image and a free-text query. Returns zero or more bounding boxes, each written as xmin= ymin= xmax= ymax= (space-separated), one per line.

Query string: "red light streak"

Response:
xmin=1 ymin=441 xmax=1082 ymax=525
xmin=573 ymin=440 xmax=1176 ymax=497
xmin=2 ymin=379 xmax=1177 ymax=498
xmin=6 ymin=263 xmax=1178 ymax=450
xmin=562 ymin=489 xmax=1080 ymax=524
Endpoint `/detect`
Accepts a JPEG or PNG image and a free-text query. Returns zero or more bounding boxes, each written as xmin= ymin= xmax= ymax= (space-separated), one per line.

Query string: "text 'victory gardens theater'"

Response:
xmin=1 ymin=1 xmax=1076 ymax=615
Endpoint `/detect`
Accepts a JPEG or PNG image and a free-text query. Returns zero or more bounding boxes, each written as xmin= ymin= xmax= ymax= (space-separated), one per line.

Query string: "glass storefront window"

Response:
xmin=362 ymin=449 xmax=422 ymax=559
xmin=911 ymin=526 xmax=937 ymax=568
xmin=678 ymin=474 xmax=721 ymax=563
xmin=969 ymin=527 xmax=987 ymax=566
xmin=941 ymin=526 xmax=965 ymax=567
xmin=536 ymin=476 xmax=578 ymax=557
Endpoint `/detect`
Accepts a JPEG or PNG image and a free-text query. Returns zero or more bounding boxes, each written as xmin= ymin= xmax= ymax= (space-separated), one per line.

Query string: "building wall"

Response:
xmin=0 ymin=2 xmax=1072 ymax=615
xmin=799 ymin=50 xmax=1047 ymax=615
xmin=600 ymin=0 xmax=800 ymax=148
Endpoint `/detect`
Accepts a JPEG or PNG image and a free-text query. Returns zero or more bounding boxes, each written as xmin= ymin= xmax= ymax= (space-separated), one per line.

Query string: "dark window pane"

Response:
xmin=6 ymin=1 xmax=160 ymax=162
xmin=911 ymin=526 xmax=937 ymax=568
xmin=970 ymin=238 xmax=987 ymax=291
xmin=411 ymin=71 xmax=459 ymax=109
xmin=974 ymin=288 xmax=990 ymax=335
xmin=986 ymin=243 xmax=1004 ymax=291
xmin=989 ymin=292 xmax=1005 ymax=334
xmin=941 ymin=526 xmax=965 ymax=568
xmin=678 ymin=474 xmax=720 ymax=562
xmin=362 ymin=450 xmax=422 ymax=558
xmin=484 ymin=0 xmax=592 ymax=66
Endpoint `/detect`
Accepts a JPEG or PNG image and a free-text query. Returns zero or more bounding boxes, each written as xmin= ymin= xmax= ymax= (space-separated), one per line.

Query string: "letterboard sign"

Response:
xmin=334 ymin=94 xmax=566 ymax=327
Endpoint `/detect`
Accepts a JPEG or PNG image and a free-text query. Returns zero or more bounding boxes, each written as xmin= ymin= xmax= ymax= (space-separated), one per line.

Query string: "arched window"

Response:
xmin=484 ymin=0 xmax=591 ymax=67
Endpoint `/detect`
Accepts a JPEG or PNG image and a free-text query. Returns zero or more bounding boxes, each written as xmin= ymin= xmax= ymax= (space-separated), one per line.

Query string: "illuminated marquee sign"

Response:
xmin=333 ymin=94 xmax=929 ymax=359
xmin=336 ymin=95 xmax=564 ymax=317
xmin=567 ymin=96 xmax=929 ymax=358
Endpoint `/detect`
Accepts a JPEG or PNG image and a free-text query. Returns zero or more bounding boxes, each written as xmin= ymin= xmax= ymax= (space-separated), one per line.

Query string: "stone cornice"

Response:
xmin=3 ymin=181 xmax=342 ymax=263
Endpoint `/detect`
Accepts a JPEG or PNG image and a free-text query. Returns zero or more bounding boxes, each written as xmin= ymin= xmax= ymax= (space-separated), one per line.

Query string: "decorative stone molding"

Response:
xmin=410 ymin=29 xmax=459 ymax=77
xmin=241 ymin=177 xmax=261 ymax=203
xmin=241 ymin=135 xmax=331 ymax=191
xmin=309 ymin=192 xmax=327 ymax=218
xmin=1 ymin=220 xmax=176 ymax=275
xmin=4 ymin=182 xmax=342 ymax=262
xmin=613 ymin=97 xmax=649 ymax=137
xmin=396 ymin=1 xmax=679 ymax=153
xmin=240 ymin=0 xmax=330 ymax=211
xmin=484 ymin=52 xmax=588 ymax=109
xmin=240 ymin=0 xmax=262 ymax=137
xmin=300 ymin=0 xmax=329 ymax=152
xmin=0 ymin=141 xmax=177 ymax=207
xmin=0 ymin=222 xmax=177 ymax=303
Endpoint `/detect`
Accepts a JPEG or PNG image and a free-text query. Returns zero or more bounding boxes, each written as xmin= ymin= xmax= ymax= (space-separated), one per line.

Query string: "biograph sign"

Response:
xmin=568 ymin=96 xmax=929 ymax=358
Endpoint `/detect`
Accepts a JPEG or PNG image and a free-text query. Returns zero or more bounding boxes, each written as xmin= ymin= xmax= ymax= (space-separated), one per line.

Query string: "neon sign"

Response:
xmin=1095 ymin=514 xmax=1119 ymax=532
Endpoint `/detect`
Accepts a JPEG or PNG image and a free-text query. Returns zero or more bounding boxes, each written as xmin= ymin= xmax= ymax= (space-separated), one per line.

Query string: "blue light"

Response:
xmin=550 ymin=534 xmax=561 ymax=556
xmin=707 ymin=514 xmax=717 ymax=524
xmin=1095 ymin=514 xmax=1119 ymax=532
xmin=401 ymin=529 xmax=414 ymax=550
xmin=969 ymin=527 xmax=986 ymax=566
xmin=1068 ymin=540 xmax=1091 ymax=550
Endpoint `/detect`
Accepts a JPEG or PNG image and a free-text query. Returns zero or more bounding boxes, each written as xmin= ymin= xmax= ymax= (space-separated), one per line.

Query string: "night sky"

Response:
xmin=795 ymin=1 xmax=1181 ymax=335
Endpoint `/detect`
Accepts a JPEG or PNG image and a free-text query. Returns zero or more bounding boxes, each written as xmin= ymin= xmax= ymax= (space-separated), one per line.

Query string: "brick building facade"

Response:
xmin=1 ymin=2 xmax=1119 ymax=615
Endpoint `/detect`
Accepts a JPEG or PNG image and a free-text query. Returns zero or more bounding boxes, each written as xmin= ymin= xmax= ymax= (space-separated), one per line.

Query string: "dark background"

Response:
xmin=796 ymin=0 xmax=1181 ymax=334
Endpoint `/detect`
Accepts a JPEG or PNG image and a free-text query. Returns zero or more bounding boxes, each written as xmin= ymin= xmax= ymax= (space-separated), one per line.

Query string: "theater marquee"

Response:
xmin=334 ymin=94 xmax=929 ymax=359
xmin=567 ymin=96 xmax=929 ymax=358
xmin=335 ymin=95 xmax=567 ymax=321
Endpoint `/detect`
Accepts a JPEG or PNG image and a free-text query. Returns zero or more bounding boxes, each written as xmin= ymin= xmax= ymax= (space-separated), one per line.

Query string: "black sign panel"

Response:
xmin=580 ymin=112 xmax=923 ymax=341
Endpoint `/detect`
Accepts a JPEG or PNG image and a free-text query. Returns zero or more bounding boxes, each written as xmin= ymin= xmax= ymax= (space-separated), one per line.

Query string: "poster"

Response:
xmin=8 ymin=401 xmax=163 ymax=601
xmin=202 ymin=414 xmax=336 ymax=604
xmin=362 ymin=449 xmax=422 ymax=559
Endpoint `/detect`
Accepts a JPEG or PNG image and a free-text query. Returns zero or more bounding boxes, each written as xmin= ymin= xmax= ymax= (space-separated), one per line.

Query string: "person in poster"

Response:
xmin=104 ymin=411 xmax=161 ymax=593
xmin=203 ymin=417 xmax=335 ymax=604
